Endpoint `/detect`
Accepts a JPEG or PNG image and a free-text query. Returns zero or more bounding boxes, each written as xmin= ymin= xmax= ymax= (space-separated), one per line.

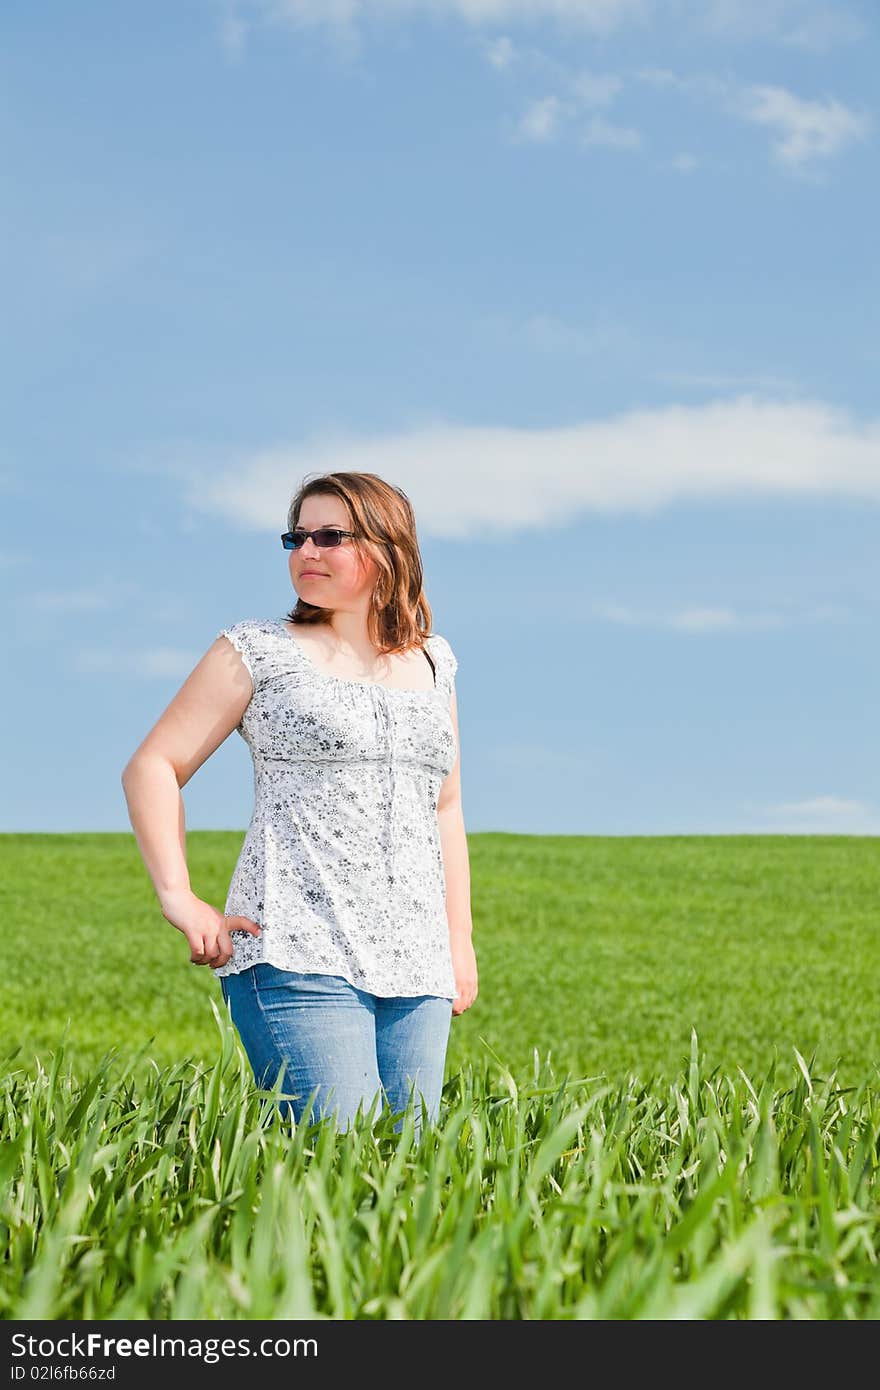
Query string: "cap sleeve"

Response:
xmin=217 ymin=620 xmax=270 ymax=693
xmin=427 ymin=633 xmax=458 ymax=703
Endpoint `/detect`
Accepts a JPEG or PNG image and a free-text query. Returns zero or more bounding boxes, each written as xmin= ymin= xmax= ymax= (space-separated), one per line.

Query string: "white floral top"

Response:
xmin=213 ymin=618 xmax=459 ymax=999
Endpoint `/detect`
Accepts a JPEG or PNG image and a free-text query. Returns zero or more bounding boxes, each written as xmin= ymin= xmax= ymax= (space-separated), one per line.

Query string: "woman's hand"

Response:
xmin=161 ymin=889 xmax=261 ymax=969
xmin=450 ymin=935 xmax=478 ymax=1016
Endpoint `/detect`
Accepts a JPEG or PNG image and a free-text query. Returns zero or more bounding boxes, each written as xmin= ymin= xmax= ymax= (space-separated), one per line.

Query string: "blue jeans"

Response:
xmin=219 ymin=963 xmax=453 ymax=1136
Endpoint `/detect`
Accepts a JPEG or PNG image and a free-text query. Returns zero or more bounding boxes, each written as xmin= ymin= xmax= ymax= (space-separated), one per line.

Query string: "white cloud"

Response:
xmin=632 ymin=67 xmax=728 ymax=101
xmin=740 ymin=84 xmax=870 ymax=167
xmin=0 ymin=471 xmax=30 ymax=496
xmin=582 ymin=114 xmax=642 ymax=150
xmin=264 ymin=0 xmax=361 ymax=31
xmin=145 ymin=395 xmax=880 ymax=541
xmin=510 ymin=62 xmax=863 ymax=175
xmin=513 ymin=311 xmax=631 ymax=354
xmin=484 ymin=33 xmax=516 ymax=66
xmin=457 ymin=0 xmax=647 ymax=21
xmin=702 ymin=0 xmax=863 ymax=47
xmin=228 ymin=0 xmax=860 ymax=47
xmin=590 ymin=601 xmax=846 ymax=631
xmin=27 ymin=589 xmax=115 ymax=613
xmin=38 ymin=228 xmax=166 ymax=295
xmin=74 ymin=648 xmax=201 ymax=678
xmin=219 ymin=12 xmax=250 ymax=58
xmin=672 ymin=607 xmax=768 ymax=631
xmin=654 ymin=369 xmax=800 ymax=392
xmin=782 ymin=8 xmax=864 ymax=49
xmin=634 ymin=67 xmax=868 ymax=172
xmin=515 ymin=68 xmax=627 ymax=146
xmin=570 ymin=70 xmax=622 ymax=106
xmin=666 ymin=152 xmax=699 ymax=173
xmin=517 ymin=94 xmax=568 ymax=141
xmin=749 ymin=794 xmax=880 ymax=834
xmin=0 ymin=550 xmax=30 ymax=569
xmin=238 ymin=0 xmax=649 ymax=37
xmin=489 ymin=740 xmax=597 ymax=772
xmin=766 ymin=795 xmax=868 ymax=817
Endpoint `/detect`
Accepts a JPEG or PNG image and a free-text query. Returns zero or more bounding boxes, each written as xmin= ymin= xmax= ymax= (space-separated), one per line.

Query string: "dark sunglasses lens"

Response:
xmin=283 ymin=529 xmax=346 ymax=549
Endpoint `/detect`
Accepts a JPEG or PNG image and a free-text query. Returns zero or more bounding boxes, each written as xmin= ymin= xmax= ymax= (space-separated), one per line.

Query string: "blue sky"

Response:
xmin=3 ymin=0 xmax=877 ymax=836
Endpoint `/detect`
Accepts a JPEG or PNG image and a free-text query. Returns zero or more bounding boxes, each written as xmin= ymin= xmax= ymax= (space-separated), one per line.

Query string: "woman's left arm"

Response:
xmin=437 ymin=690 xmax=478 ymax=1015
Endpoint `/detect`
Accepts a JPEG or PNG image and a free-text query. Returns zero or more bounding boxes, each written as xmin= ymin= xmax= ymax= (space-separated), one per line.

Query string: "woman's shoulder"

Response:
xmin=216 ymin=618 xmax=289 ymax=687
xmin=219 ymin=617 xmax=281 ymax=639
xmin=425 ymin=632 xmax=457 ymax=669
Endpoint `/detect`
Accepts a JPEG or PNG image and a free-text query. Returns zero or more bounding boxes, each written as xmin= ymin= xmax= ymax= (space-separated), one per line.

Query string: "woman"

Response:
xmin=121 ymin=471 xmax=477 ymax=1137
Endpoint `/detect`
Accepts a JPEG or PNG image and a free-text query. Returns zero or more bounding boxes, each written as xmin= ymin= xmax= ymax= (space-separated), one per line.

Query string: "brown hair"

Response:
xmin=283 ymin=471 xmax=434 ymax=656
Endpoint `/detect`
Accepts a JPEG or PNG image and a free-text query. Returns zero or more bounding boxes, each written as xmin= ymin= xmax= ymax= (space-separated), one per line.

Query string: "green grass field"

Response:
xmin=2 ymin=832 xmax=879 ymax=1318
xmin=2 ymin=831 xmax=878 ymax=1082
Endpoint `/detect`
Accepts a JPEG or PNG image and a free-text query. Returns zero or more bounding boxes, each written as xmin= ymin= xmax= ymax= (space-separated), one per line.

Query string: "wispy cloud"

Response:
xmin=512 ymin=60 xmax=865 ymax=173
xmin=665 ymin=152 xmax=699 ymax=173
xmin=499 ymin=310 xmax=632 ymax=355
xmin=26 ymin=589 xmax=116 ymax=613
xmin=223 ymin=0 xmax=861 ymax=49
xmin=218 ymin=3 xmax=250 ymax=60
xmin=654 ymin=369 xmax=801 ymax=393
xmin=636 ymin=68 xmax=869 ymax=171
xmin=781 ymin=7 xmax=864 ymax=49
xmin=765 ymin=795 xmax=868 ymax=817
xmin=746 ymin=794 xmax=880 ymax=834
xmin=489 ymin=740 xmax=598 ymax=773
xmin=581 ymin=114 xmax=642 ymax=150
xmin=590 ymin=601 xmax=849 ymax=630
xmin=73 ymin=647 xmax=202 ymax=679
xmin=738 ymin=84 xmax=870 ymax=168
xmin=517 ymin=94 xmax=568 ymax=141
xmin=0 ymin=471 xmax=31 ymax=497
xmin=135 ymin=395 xmax=880 ymax=540
xmin=702 ymin=0 xmax=863 ymax=48
xmin=632 ymin=66 xmax=728 ymax=100
xmin=570 ymin=70 xmax=622 ymax=106
xmin=38 ymin=228 xmax=165 ymax=296
xmin=514 ymin=68 xmax=634 ymax=148
xmin=484 ymin=34 xmax=517 ymax=68
xmin=228 ymin=0 xmax=650 ymax=45
xmin=221 ymin=6 xmax=867 ymax=176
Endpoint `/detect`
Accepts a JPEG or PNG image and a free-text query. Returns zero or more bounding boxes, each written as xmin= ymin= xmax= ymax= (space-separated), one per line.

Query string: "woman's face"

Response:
xmin=289 ymin=494 xmax=379 ymax=609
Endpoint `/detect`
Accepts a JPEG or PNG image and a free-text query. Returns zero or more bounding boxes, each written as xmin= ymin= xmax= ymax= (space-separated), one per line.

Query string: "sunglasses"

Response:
xmin=281 ymin=528 xmax=358 ymax=550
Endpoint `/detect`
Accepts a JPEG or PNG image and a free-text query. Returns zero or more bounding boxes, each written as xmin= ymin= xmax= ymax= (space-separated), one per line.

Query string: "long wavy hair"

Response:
xmin=283 ymin=472 xmax=434 ymax=656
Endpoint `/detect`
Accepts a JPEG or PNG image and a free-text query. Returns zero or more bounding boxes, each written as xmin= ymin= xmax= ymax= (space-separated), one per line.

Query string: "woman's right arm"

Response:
xmin=120 ymin=634 xmax=261 ymax=968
